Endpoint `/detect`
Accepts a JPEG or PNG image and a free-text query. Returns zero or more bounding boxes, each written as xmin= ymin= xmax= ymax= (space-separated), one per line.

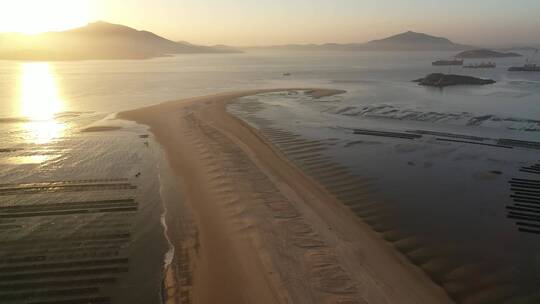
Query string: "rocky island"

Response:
xmin=456 ymin=49 xmax=522 ymax=58
xmin=414 ymin=73 xmax=496 ymax=87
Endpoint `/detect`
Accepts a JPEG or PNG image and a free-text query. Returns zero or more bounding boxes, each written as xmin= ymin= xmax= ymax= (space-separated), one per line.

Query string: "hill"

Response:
xmin=363 ymin=31 xmax=470 ymax=51
xmin=0 ymin=21 xmax=241 ymax=61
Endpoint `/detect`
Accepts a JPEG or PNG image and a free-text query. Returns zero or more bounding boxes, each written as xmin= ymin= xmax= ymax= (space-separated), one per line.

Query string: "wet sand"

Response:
xmin=119 ymin=89 xmax=452 ymax=304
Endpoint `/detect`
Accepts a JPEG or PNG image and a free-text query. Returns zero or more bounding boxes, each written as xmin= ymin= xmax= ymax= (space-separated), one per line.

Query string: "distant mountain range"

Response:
xmin=3 ymin=24 xmax=531 ymax=61
xmin=0 ymin=21 xmax=241 ymax=61
xmin=250 ymin=31 xmax=471 ymax=51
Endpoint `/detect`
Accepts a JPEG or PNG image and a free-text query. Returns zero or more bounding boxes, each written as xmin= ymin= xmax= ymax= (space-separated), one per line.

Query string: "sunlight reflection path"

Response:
xmin=19 ymin=62 xmax=65 ymax=144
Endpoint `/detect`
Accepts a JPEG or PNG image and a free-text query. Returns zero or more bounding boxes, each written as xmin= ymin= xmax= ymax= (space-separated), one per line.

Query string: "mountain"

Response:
xmin=364 ymin=31 xmax=470 ymax=51
xmin=249 ymin=31 xmax=471 ymax=51
xmin=456 ymin=49 xmax=522 ymax=58
xmin=0 ymin=21 xmax=241 ymax=61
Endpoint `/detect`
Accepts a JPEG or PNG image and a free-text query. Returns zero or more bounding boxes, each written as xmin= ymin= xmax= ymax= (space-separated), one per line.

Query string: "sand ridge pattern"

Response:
xmin=119 ymin=89 xmax=452 ymax=304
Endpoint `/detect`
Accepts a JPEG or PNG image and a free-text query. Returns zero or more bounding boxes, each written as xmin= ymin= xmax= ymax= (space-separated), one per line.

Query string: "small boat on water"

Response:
xmin=464 ymin=62 xmax=496 ymax=69
xmin=508 ymin=63 xmax=540 ymax=72
xmin=432 ymin=59 xmax=463 ymax=66
xmin=508 ymin=49 xmax=540 ymax=72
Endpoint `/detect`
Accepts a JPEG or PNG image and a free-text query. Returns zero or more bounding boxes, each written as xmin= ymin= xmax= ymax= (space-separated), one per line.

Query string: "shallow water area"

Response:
xmin=228 ymin=89 xmax=540 ymax=303
xmin=0 ymin=112 xmax=168 ymax=304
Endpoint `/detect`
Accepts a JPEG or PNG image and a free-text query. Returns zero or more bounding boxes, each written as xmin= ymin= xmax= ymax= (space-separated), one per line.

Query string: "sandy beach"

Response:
xmin=119 ymin=89 xmax=453 ymax=304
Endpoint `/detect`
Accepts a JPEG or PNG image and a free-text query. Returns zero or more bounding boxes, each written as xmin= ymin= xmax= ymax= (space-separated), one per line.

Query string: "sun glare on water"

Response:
xmin=19 ymin=62 xmax=66 ymax=144
xmin=0 ymin=0 xmax=92 ymax=34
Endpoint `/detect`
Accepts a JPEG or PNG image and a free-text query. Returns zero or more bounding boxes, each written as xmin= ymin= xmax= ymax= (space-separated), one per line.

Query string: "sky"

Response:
xmin=0 ymin=0 xmax=539 ymax=46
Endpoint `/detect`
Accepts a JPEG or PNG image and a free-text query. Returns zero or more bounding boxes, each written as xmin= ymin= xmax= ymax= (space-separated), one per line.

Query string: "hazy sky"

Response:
xmin=1 ymin=0 xmax=540 ymax=46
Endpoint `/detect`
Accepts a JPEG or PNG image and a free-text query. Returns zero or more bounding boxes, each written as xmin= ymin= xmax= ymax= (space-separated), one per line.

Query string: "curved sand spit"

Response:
xmin=119 ymin=89 xmax=452 ymax=304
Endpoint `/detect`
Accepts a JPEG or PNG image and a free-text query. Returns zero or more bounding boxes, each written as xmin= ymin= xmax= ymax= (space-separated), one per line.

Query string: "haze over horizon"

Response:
xmin=1 ymin=0 xmax=539 ymax=47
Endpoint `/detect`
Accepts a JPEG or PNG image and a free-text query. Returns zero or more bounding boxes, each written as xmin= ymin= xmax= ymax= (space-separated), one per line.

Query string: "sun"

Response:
xmin=0 ymin=0 xmax=93 ymax=34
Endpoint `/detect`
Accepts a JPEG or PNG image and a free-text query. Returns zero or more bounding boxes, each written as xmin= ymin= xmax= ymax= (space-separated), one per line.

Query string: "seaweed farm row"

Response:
xmin=507 ymin=162 xmax=540 ymax=235
xmin=0 ymin=179 xmax=138 ymax=304
xmin=0 ymin=121 xmax=168 ymax=304
xmin=352 ymin=128 xmax=540 ymax=151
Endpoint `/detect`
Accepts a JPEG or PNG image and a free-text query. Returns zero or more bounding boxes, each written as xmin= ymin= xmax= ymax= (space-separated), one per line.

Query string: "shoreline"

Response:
xmin=119 ymin=89 xmax=452 ymax=304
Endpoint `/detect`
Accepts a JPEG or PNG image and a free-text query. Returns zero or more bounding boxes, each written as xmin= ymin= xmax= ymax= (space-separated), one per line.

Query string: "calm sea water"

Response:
xmin=1 ymin=50 xmax=540 ymax=303
xmin=1 ymin=50 xmax=539 ymax=119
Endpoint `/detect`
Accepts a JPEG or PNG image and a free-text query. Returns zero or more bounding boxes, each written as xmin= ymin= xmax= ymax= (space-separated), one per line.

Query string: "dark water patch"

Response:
xmin=323 ymin=178 xmax=375 ymax=190
xmin=316 ymin=173 xmax=361 ymax=185
xmin=0 ymin=179 xmax=130 ymax=188
xmin=513 ymin=190 xmax=540 ymax=198
xmin=308 ymin=168 xmax=350 ymax=180
xmin=0 ymin=183 xmax=137 ymax=196
xmin=0 ymin=199 xmax=136 ymax=212
xmin=27 ymin=297 xmax=111 ymax=304
xmin=436 ymin=138 xmax=513 ymax=149
xmin=302 ymin=161 xmax=343 ymax=172
xmin=0 ymin=267 xmax=129 ymax=281
xmin=283 ymin=146 xmax=327 ymax=157
xmin=344 ymin=140 xmax=382 ymax=147
xmin=507 ymin=206 xmax=540 ymax=214
xmin=498 ymin=139 xmax=540 ymax=150
xmin=290 ymin=153 xmax=325 ymax=161
xmin=520 ymin=166 xmax=540 ymax=175
xmin=326 ymin=182 xmax=376 ymax=194
xmin=0 ymin=277 xmax=116 ymax=292
xmin=264 ymin=132 xmax=300 ymax=139
xmin=0 ymin=247 xmax=122 ymax=259
xmin=305 ymin=165 xmax=350 ymax=176
xmin=353 ymin=128 xmax=422 ymax=140
xmin=510 ymin=186 xmax=540 ymax=193
xmin=0 ymin=207 xmax=137 ymax=219
xmin=0 ymin=224 xmax=22 ymax=230
xmin=509 ymin=183 xmax=540 ymax=190
xmin=510 ymin=194 xmax=540 ymax=202
xmin=0 ymin=147 xmax=23 ymax=153
xmin=81 ymin=126 xmax=123 ymax=133
xmin=279 ymin=142 xmax=329 ymax=153
xmin=0 ymin=233 xmax=130 ymax=246
xmin=407 ymin=130 xmax=487 ymax=141
xmin=298 ymin=156 xmax=333 ymax=165
xmin=0 ymin=258 xmax=128 ymax=273
xmin=519 ymin=228 xmax=540 ymax=234
xmin=507 ymin=212 xmax=540 ymax=222
xmin=0 ymin=287 xmax=100 ymax=301
xmin=270 ymin=138 xmax=307 ymax=145
xmin=511 ymin=178 xmax=540 ymax=184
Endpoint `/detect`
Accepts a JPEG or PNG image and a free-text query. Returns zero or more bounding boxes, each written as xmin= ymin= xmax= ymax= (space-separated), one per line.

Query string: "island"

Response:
xmin=414 ymin=73 xmax=496 ymax=87
xmin=456 ymin=49 xmax=522 ymax=58
xmin=0 ymin=21 xmax=242 ymax=61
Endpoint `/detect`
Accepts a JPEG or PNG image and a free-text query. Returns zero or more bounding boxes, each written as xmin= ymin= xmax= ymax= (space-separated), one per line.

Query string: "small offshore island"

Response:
xmin=414 ymin=73 xmax=496 ymax=87
xmin=456 ymin=49 xmax=522 ymax=58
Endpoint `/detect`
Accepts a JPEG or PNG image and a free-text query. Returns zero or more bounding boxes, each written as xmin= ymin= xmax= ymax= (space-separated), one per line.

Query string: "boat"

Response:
xmin=464 ymin=62 xmax=496 ymax=69
xmin=508 ymin=49 xmax=540 ymax=72
xmin=283 ymin=72 xmax=291 ymax=76
xmin=432 ymin=59 xmax=463 ymax=66
xmin=508 ymin=63 xmax=540 ymax=72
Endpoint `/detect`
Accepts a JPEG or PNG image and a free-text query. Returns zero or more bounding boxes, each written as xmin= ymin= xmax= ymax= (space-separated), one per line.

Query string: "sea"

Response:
xmin=0 ymin=50 xmax=539 ymax=303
